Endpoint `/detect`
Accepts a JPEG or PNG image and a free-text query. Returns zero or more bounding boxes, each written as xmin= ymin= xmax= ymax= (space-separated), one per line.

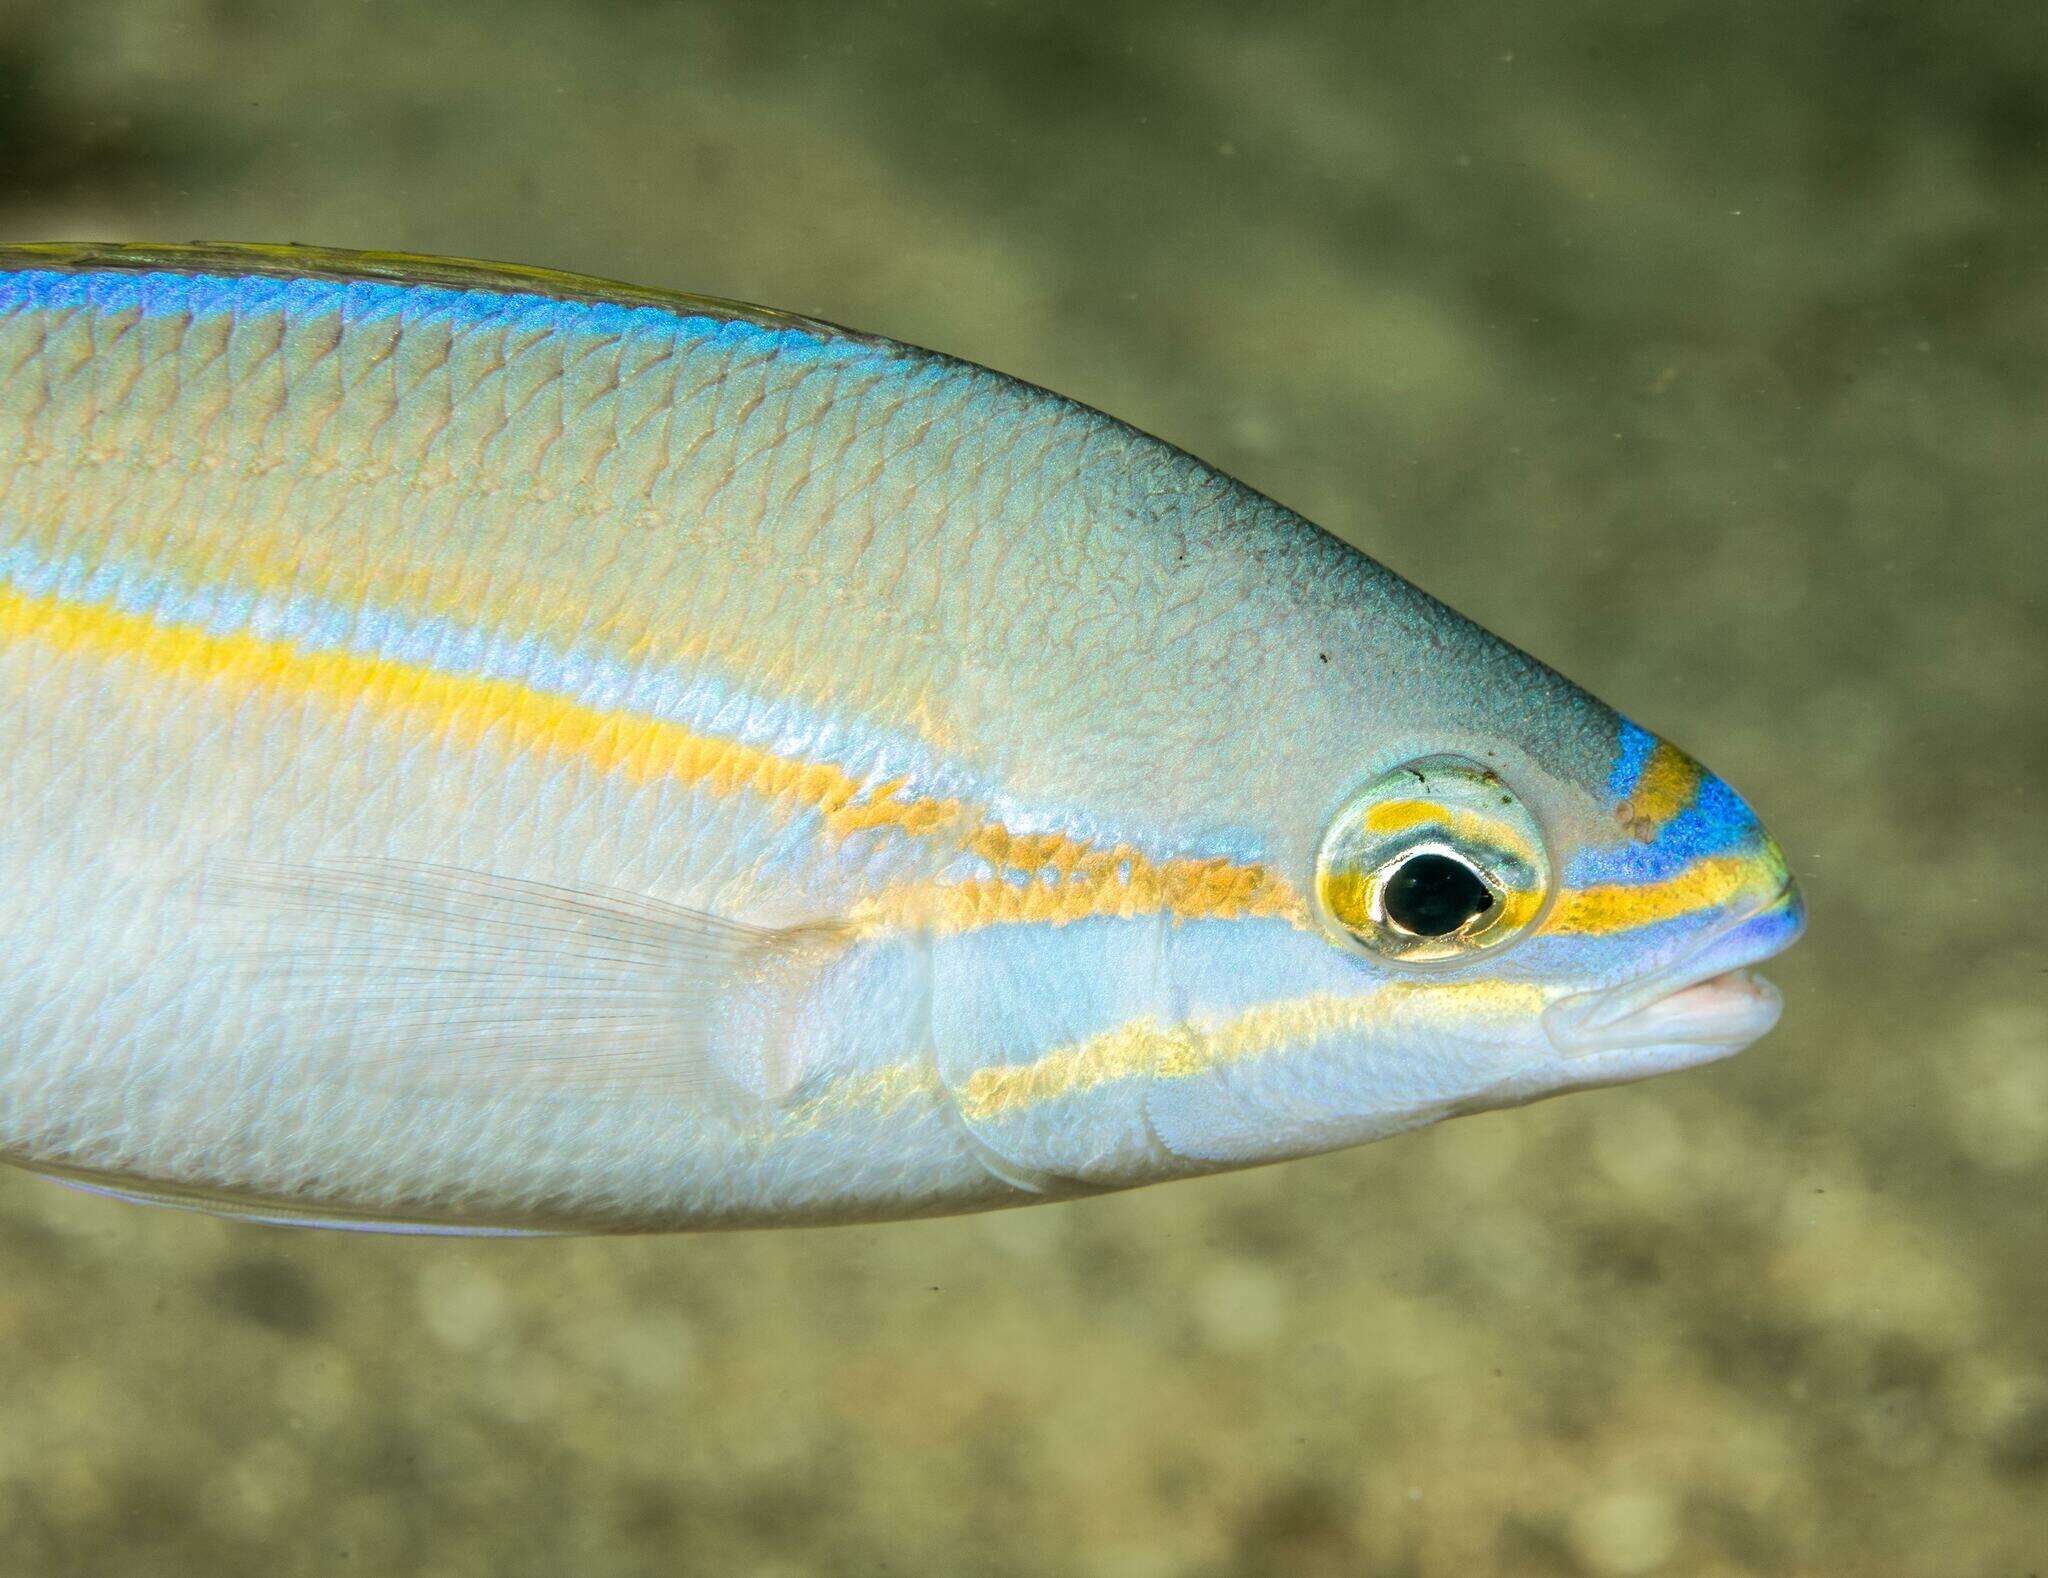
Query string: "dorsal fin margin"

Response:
xmin=0 ymin=239 xmax=877 ymax=347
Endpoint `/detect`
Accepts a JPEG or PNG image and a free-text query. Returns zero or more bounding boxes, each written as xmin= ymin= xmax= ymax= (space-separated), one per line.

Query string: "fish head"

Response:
xmin=1317 ymin=715 xmax=1800 ymax=1069
xmin=936 ymin=517 xmax=1803 ymax=1190
xmin=1130 ymin=704 xmax=1804 ymax=1173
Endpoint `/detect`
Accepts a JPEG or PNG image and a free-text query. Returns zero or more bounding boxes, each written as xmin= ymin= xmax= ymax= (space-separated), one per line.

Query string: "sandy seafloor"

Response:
xmin=0 ymin=2 xmax=2043 ymax=1573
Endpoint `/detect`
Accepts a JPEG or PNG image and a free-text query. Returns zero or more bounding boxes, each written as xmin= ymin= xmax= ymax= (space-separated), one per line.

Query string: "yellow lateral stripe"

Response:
xmin=855 ymin=865 xmax=1308 ymax=934
xmin=956 ymin=982 xmax=1549 ymax=1121
xmin=0 ymin=578 xmax=951 ymax=832
xmin=0 ymin=580 xmax=1298 ymax=928
xmin=1548 ymin=854 xmax=1764 ymax=936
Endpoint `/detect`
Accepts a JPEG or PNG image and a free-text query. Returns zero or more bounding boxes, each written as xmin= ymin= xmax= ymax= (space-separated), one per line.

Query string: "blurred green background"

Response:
xmin=2 ymin=1 xmax=2044 ymax=1573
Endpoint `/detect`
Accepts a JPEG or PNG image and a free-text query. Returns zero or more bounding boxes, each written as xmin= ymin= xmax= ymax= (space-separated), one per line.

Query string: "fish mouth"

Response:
xmin=1542 ymin=878 xmax=1804 ymax=1077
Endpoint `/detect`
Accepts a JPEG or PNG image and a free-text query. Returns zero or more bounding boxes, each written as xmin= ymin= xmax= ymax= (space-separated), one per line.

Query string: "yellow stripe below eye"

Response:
xmin=0 ymin=581 xmax=1300 ymax=931
xmin=955 ymin=981 xmax=1551 ymax=1122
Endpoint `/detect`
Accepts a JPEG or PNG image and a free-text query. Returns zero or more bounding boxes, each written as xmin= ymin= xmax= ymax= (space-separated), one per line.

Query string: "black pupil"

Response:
xmin=1383 ymin=853 xmax=1495 ymax=937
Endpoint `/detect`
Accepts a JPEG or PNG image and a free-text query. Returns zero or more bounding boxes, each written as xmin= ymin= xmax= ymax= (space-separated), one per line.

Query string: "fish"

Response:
xmin=0 ymin=241 xmax=1803 ymax=1235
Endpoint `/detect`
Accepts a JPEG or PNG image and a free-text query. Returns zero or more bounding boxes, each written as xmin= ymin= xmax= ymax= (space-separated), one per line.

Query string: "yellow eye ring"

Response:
xmin=1316 ymin=755 xmax=1552 ymax=964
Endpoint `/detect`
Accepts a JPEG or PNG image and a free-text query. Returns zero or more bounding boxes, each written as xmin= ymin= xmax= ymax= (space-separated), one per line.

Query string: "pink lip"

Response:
xmin=1543 ymin=878 xmax=1804 ymax=1065
xmin=1549 ymin=966 xmax=1783 ymax=1054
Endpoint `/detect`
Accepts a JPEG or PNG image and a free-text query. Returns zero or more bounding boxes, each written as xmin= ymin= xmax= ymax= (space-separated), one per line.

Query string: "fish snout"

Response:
xmin=1543 ymin=869 xmax=1804 ymax=1066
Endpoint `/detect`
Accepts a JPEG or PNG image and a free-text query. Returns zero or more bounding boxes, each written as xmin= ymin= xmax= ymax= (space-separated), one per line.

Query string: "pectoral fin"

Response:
xmin=201 ymin=857 xmax=846 ymax=1108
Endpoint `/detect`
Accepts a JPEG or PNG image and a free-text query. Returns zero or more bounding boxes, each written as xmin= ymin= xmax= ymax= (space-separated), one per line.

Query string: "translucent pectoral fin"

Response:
xmin=200 ymin=858 xmax=845 ymax=1109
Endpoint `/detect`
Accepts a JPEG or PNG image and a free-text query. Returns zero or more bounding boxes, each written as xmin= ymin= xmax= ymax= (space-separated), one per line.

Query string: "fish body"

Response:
xmin=0 ymin=244 xmax=1802 ymax=1233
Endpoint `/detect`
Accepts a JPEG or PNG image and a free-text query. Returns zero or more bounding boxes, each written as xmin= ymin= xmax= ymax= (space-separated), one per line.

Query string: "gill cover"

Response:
xmin=930 ymin=920 xmax=1395 ymax=1187
xmin=930 ymin=756 xmax=1575 ymax=1186
xmin=1141 ymin=756 xmax=1566 ymax=1165
xmin=931 ymin=922 xmax=1168 ymax=1192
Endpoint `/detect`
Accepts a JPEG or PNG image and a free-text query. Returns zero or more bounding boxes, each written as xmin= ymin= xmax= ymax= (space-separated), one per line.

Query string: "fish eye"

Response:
xmin=1383 ymin=850 xmax=1494 ymax=937
xmin=1315 ymin=754 xmax=1552 ymax=964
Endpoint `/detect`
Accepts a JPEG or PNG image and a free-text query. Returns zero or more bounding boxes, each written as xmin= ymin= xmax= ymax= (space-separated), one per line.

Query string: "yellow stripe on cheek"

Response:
xmin=955 ymin=982 xmax=1550 ymax=1122
xmin=1546 ymin=854 xmax=1765 ymax=935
